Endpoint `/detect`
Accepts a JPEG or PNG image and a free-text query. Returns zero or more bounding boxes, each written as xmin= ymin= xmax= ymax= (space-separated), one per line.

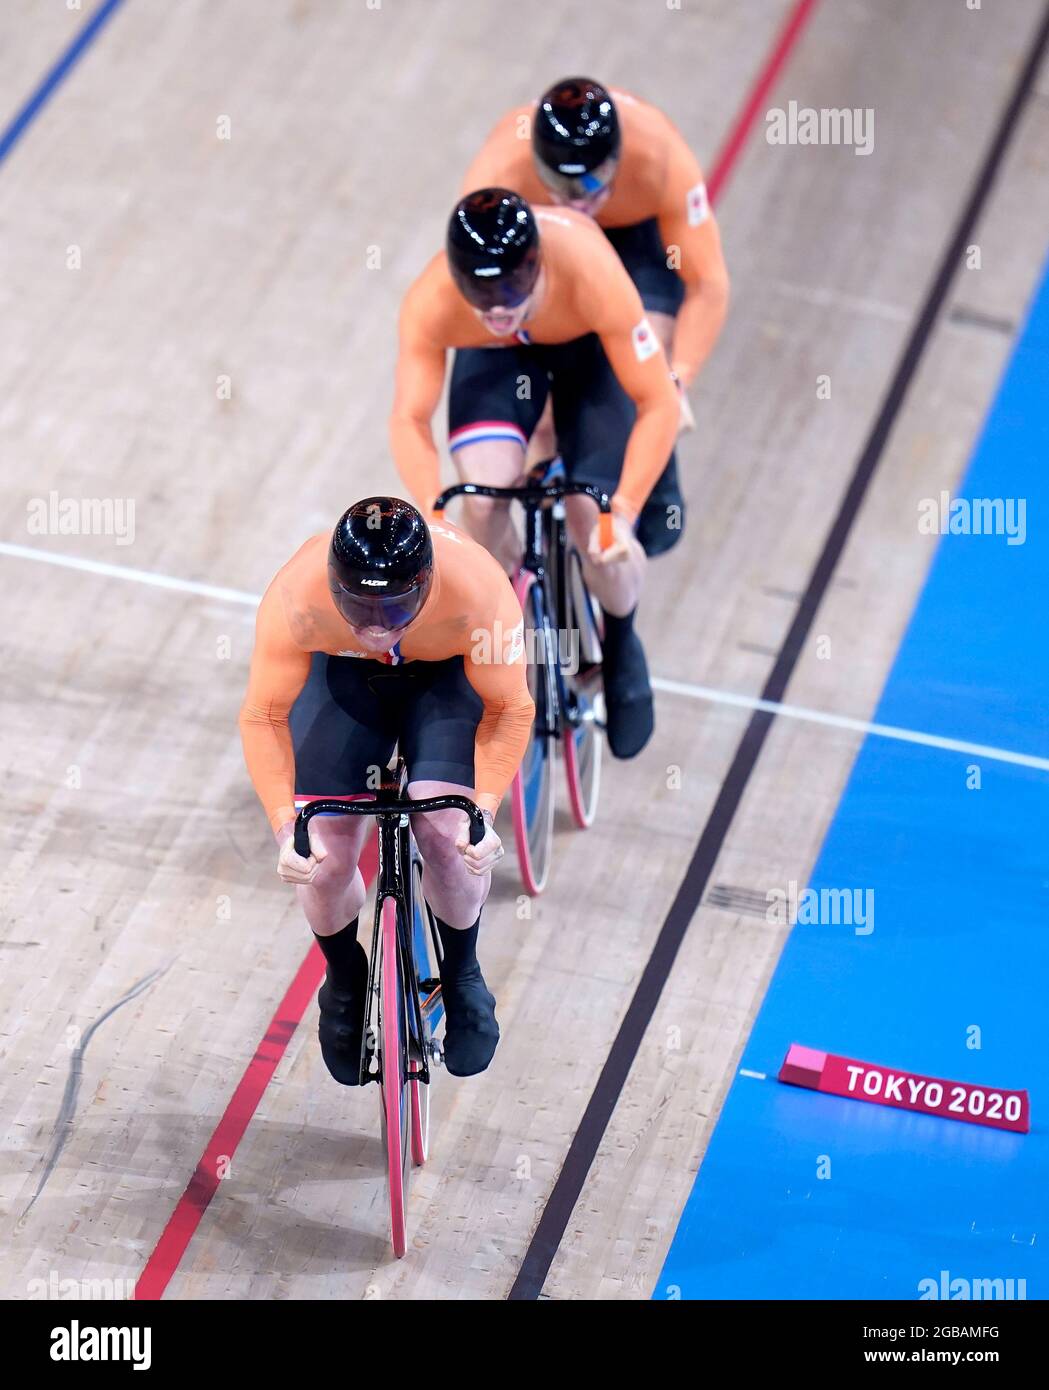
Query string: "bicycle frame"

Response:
xmin=294 ymin=775 xmax=485 ymax=1086
xmin=434 ymin=474 xmax=612 ymax=740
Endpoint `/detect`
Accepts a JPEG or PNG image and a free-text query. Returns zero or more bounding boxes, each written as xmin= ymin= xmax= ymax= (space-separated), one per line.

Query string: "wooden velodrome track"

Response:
xmin=2 ymin=0 xmax=1048 ymax=1300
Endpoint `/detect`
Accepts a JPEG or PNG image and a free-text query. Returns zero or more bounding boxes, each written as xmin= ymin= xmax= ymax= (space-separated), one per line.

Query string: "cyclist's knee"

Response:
xmin=462 ymin=491 xmax=512 ymax=536
xmin=451 ymin=439 xmax=525 ymax=488
xmin=410 ymin=807 xmax=466 ymax=869
xmin=312 ymin=852 xmax=361 ymax=900
xmin=301 ymin=819 xmax=365 ymax=887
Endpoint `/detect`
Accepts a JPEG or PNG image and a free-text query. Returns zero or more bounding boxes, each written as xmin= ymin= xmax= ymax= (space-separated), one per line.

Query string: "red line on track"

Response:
xmin=134 ymin=839 xmax=377 ymax=1299
xmin=707 ymin=0 xmax=819 ymax=206
xmin=135 ymin=0 xmax=819 ymax=1300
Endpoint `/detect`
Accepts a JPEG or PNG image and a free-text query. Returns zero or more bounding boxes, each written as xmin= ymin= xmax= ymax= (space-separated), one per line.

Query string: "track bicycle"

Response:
xmin=294 ymin=762 xmax=485 ymax=1258
xmin=434 ymin=461 xmax=610 ymax=893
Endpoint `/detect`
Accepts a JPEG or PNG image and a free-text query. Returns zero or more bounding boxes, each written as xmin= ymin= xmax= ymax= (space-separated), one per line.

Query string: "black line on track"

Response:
xmin=508 ymin=4 xmax=1049 ymax=1301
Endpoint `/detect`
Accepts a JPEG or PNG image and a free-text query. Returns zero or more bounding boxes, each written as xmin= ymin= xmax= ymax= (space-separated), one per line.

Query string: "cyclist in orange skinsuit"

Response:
xmin=240 ymin=498 xmax=534 ymax=1081
xmin=391 ymin=190 xmax=679 ymax=758
xmin=460 ymin=78 xmax=730 ymax=545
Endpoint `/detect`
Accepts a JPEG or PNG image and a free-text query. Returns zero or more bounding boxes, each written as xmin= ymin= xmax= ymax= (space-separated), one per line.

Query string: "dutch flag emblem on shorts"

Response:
xmin=449 ymin=420 xmax=528 ymax=453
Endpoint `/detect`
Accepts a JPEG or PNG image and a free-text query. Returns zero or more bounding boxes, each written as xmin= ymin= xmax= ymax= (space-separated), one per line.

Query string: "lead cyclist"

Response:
xmin=239 ymin=498 xmax=534 ymax=1083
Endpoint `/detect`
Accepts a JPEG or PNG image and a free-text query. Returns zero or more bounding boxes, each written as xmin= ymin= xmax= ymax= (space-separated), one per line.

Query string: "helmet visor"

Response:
xmin=329 ymin=575 xmax=430 ymax=632
xmin=451 ymin=250 xmax=539 ymax=312
xmin=537 ymin=151 xmax=619 ymax=205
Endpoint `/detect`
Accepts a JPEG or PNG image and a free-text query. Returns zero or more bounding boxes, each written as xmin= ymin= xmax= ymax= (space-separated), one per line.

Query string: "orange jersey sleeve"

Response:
xmin=569 ymin=221 xmax=679 ymax=521
xmin=655 ymin=121 xmax=729 ymax=386
xmin=459 ymin=575 xmax=534 ymax=816
xmin=389 ymin=261 xmax=452 ymax=516
xmin=238 ymin=566 xmax=314 ymax=834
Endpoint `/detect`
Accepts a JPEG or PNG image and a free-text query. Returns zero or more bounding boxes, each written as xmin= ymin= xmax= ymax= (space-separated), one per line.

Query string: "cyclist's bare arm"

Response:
xmin=390 ymin=271 xmax=450 ymax=516
xmin=576 ymin=238 xmax=679 ymax=523
xmin=600 ymin=321 xmax=679 ymax=522
xmin=238 ymin=579 xmax=313 ymax=834
xmin=455 ymin=566 xmax=535 ymax=818
xmin=657 ymin=124 xmax=730 ymax=389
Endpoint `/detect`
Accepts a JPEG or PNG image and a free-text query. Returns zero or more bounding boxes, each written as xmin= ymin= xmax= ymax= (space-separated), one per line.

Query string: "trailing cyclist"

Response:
xmin=390 ymin=188 xmax=679 ymax=760
xmin=461 ymin=76 xmax=730 ymax=533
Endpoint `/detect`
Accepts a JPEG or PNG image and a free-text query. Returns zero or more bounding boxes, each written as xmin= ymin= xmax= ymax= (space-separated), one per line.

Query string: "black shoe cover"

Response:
xmin=317 ymin=941 xmax=369 ymax=1085
xmin=603 ymin=627 xmax=655 ymax=758
xmin=441 ymin=967 xmax=499 ymax=1077
xmin=636 ymin=456 xmax=686 ymax=556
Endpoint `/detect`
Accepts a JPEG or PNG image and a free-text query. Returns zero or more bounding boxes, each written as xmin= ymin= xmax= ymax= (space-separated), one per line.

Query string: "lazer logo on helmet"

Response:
xmin=328 ymin=496 xmax=434 ymax=633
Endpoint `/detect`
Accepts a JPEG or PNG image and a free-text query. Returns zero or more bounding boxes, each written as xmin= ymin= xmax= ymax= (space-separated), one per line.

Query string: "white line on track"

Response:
xmin=650 ymin=676 xmax=1049 ymax=773
xmin=739 ymin=1069 xmax=767 ymax=1080
xmin=6 ymin=539 xmax=1049 ymax=774
xmin=0 ymin=540 xmax=258 ymax=606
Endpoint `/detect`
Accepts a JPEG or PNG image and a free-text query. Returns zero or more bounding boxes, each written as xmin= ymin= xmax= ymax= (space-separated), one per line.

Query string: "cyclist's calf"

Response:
xmin=296 ymin=815 xmax=371 ymax=936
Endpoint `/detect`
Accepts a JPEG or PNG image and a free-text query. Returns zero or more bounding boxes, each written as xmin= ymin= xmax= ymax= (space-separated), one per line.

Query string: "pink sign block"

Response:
xmin=778 ymin=1043 xmax=1029 ymax=1134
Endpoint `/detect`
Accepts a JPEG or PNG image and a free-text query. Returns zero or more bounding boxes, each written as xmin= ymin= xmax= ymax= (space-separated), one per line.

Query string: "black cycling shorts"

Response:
xmin=448 ymin=334 xmax=641 ymax=497
xmin=604 ymin=217 xmax=686 ymax=318
xmin=291 ymin=653 xmax=482 ymax=799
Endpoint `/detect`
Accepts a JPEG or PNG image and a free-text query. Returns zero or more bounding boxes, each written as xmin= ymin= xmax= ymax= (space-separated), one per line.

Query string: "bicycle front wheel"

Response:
xmin=510 ymin=570 xmax=555 ymax=894
xmin=378 ymin=896 xmax=410 ymax=1258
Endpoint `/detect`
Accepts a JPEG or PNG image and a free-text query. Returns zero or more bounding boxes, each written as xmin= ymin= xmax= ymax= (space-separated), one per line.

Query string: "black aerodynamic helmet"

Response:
xmin=532 ymin=77 xmax=621 ymax=201
xmin=328 ymin=497 xmax=434 ymax=631
xmin=446 ymin=187 xmax=541 ymax=311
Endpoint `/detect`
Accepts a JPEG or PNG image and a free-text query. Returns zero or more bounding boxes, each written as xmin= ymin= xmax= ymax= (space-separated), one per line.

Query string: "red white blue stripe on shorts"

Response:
xmin=294 ymin=792 xmax=375 ymax=812
xmin=449 ymin=420 xmax=528 ymax=453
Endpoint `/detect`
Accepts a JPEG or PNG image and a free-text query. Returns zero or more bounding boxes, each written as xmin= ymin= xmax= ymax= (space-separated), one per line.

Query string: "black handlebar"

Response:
xmin=293 ymin=796 xmax=486 ymax=859
xmin=433 ymin=480 xmax=611 ymax=513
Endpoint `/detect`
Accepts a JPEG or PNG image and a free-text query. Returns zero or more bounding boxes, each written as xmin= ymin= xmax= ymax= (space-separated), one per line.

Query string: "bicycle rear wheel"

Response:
xmin=378 ymin=896 xmax=410 ymax=1258
xmin=562 ymin=546 xmax=604 ymax=829
xmin=510 ymin=570 xmax=555 ymax=894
